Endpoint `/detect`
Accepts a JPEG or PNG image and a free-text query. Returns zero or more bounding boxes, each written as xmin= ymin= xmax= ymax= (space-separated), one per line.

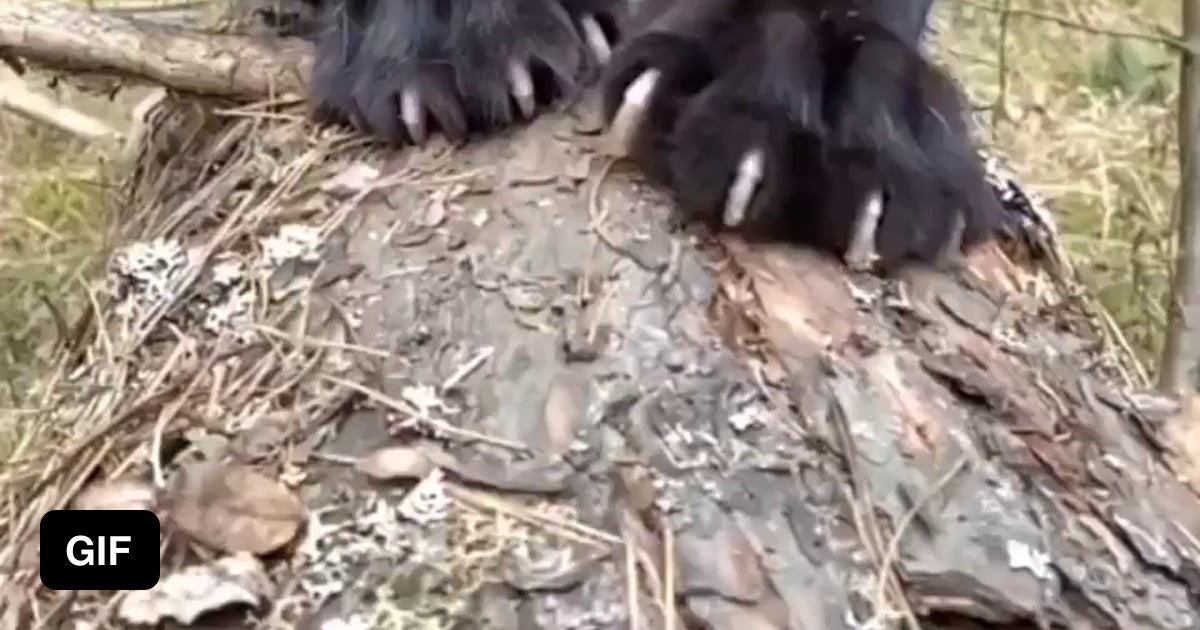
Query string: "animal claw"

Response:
xmin=608 ymin=68 xmax=661 ymax=155
xmin=580 ymin=15 xmax=612 ymax=63
xmin=508 ymin=60 xmax=536 ymax=119
xmin=935 ymin=210 xmax=967 ymax=267
xmin=400 ymin=85 xmax=426 ymax=144
xmin=348 ymin=110 xmax=369 ymax=135
xmin=844 ymin=189 xmax=884 ymax=271
xmin=723 ymin=147 xmax=765 ymax=228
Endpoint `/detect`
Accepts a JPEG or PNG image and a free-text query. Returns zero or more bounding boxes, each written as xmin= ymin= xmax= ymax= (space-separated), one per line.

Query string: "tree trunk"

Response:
xmin=2 ymin=3 xmax=1200 ymax=629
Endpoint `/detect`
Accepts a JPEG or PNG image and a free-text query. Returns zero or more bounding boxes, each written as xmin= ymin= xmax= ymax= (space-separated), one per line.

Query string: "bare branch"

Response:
xmin=0 ymin=1 xmax=313 ymax=101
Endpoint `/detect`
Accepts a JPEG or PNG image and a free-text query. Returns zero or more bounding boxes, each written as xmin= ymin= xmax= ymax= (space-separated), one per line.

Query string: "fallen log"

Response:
xmin=1 ymin=3 xmax=1199 ymax=629
xmin=0 ymin=1 xmax=309 ymax=99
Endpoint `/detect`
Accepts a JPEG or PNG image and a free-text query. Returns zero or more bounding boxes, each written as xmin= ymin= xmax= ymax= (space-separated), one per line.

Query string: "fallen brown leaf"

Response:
xmin=168 ymin=462 xmax=305 ymax=555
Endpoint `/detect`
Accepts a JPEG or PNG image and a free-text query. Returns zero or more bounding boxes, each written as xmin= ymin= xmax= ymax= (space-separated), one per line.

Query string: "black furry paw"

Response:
xmin=599 ymin=0 xmax=741 ymax=180
xmin=602 ymin=0 xmax=1006 ymax=271
xmin=820 ymin=13 xmax=1005 ymax=268
xmin=658 ymin=10 xmax=849 ymax=244
xmin=309 ymin=0 xmax=624 ymax=145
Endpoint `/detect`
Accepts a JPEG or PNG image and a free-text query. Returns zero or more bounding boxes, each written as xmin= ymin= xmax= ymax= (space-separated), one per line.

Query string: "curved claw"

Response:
xmin=508 ymin=60 xmax=536 ymax=120
xmin=723 ymin=147 xmax=765 ymax=228
xmin=348 ymin=110 xmax=369 ymax=135
xmin=579 ymin=15 xmax=612 ymax=63
xmin=935 ymin=210 xmax=967 ymax=266
xmin=608 ymin=68 xmax=661 ymax=155
xmin=400 ymin=86 xmax=426 ymax=144
xmin=844 ymin=189 xmax=884 ymax=271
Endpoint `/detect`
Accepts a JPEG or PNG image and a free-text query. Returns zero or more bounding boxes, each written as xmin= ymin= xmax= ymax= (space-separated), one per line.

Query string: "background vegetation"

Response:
xmin=0 ymin=81 xmax=133 ymax=451
xmin=936 ymin=0 xmax=1180 ymax=369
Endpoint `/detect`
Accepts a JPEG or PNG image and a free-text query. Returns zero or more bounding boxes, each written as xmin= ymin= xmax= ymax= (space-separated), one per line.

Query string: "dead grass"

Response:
xmin=936 ymin=0 xmax=1180 ymax=363
xmin=0 ymin=100 xmax=116 ymax=449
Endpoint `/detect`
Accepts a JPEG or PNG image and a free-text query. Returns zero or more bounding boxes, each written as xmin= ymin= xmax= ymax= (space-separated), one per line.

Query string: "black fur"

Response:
xmin=297 ymin=0 xmax=1003 ymax=271
xmin=602 ymin=0 xmax=1004 ymax=269
xmin=307 ymin=0 xmax=626 ymax=144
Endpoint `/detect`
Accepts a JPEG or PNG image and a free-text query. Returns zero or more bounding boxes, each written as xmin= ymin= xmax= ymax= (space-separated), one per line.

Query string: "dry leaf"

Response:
xmin=356 ymin=445 xmax=437 ymax=481
xmin=72 ymin=478 xmax=158 ymax=512
xmin=168 ymin=463 xmax=305 ymax=555
xmin=117 ymin=553 xmax=271 ymax=625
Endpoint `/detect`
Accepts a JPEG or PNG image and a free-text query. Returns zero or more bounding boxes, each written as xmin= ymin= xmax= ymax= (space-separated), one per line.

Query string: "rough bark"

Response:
xmin=2 ymin=3 xmax=1200 ymax=629
xmin=300 ymin=116 xmax=1200 ymax=629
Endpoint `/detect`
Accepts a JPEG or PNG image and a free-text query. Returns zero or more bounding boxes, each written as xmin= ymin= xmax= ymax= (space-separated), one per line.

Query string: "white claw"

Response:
xmin=845 ymin=189 xmax=884 ymax=271
xmin=401 ymin=86 xmax=426 ymax=144
xmin=936 ymin=211 xmax=967 ymax=265
xmin=580 ymin=15 xmax=612 ymax=63
xmin=508 ymin=60 xmax=536 ymax=119
xmin=723 ymin=148 xmax=765 ymax=229
xmin=608 ymin=68 xmax=661 ymax=155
